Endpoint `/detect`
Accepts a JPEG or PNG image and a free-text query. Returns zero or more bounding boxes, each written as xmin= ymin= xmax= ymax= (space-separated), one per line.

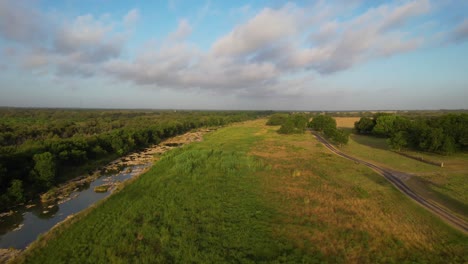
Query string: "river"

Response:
xmin=0 ymin=128 xmax=209 ymax=251
xmin=0 ymin=164 xmax=149 ymax=249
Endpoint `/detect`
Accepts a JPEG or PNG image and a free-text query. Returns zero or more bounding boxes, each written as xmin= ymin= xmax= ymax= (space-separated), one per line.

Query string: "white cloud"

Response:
xmin=380 ymin=0 xmax=430 ymax=32
xmin=123 ymin=9 xmax=140 ymax=27
xmin=55 ymin=14 xmax=113 ymax=53
xmin=286 ymin=0 xmax=431 ymax=73
xmin=168 ymin=19 xmax=192 ymax=41
xmin=212 ymin=3 xmax=302 ymax=57
xmin=102 ymin=0 xmax=438 ymax=98
xmin=1 ymin=0 xmax=461 ymax=103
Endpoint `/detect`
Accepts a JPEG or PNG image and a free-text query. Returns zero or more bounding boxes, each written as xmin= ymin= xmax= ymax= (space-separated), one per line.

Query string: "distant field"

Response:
xmin=335 ymin=117 xmax=360 ymax=129
xmin=16 ymin=120 xmax=467 ymax=263
xmin=335 ymin=117 xmax=468 ymax=221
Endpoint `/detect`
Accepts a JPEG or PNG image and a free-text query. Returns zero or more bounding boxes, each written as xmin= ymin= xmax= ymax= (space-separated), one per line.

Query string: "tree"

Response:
xmin=419 ymin=128 xmax=444 ymax=152
xmin=308 ymin=115 xmax=336 ymax=132
xmin=329 ymin=128 xmax=349 ymax=146
xmin=32 ymin=152 xmax=56 ymax=189
xmin=291 ymin=115 xmax=308 ymax=133
xmin=7 ymin=179 xmax=25 ymax=203
xmin=0 ymin=163 xmax=6 ymax=188
xmin=278 ymin=114 xmax=308 ymax=134
xmin=278 ymin=119 xmax=296 ymax=134
xmin=372 ymin=115 xmax=397 ymax=137
xmin=332 ymin=129 xmax=349 ymax=146
xmin=388 ymin=131 xmax=407 ymax=151
xmin=354 ymin=117 xmax=374 ymax=134
xmin=266 ymin=114 xmax=289 ymax=126
xmin=441 ymin=136 xmax=456 ymax=154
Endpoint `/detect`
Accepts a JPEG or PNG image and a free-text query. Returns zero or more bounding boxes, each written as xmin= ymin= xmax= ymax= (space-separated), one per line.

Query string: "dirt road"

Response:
xmin=311 ymin=131 xmax=468 ymax=234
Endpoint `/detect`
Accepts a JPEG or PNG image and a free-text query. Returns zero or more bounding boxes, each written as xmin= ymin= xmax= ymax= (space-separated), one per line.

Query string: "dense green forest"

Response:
xmin=354 ymin=113 xmax=468 ymax=154
xmin=0 ymin=108 xmax=269 ymax=210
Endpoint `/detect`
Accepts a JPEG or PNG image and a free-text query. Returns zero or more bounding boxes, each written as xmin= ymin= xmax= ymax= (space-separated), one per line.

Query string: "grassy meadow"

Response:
xmin=15 ymin=120 xmax=467 ymax=263
xmin=336 ymin=117 xmax=468 ymax=221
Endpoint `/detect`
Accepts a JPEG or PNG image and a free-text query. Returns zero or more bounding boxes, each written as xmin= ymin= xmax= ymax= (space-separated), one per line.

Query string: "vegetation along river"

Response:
xmin=0 ymin=129 xmax=208 ymax=251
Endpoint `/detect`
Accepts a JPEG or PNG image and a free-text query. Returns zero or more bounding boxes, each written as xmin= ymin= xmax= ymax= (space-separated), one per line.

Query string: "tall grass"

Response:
xmin=15 ymin=120 xmax=467 ymax=264
xmin=16 ymin=124 xmax=313 ymax=263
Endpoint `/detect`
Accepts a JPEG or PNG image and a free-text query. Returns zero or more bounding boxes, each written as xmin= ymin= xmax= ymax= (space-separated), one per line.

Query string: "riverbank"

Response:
xmin=0 ymin=128 xmax=215 ymax=263
xmin=39 ymin=128 xmax=212 ymax=206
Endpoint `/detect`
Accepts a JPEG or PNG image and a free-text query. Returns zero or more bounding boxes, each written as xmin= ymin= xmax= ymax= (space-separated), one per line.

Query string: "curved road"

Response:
xmin=312 ymin=131 xmax=468 ymax=234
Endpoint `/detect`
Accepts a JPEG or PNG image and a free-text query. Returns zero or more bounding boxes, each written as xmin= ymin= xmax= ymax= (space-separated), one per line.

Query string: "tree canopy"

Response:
xmin=266 ymin=113 xmax=289 ymax=126
xmin=308 ymin=115 xmax=336 ymax=132
xmin=309 ymin=115 xmax=349 ymax=146
xmin=0 ymin=109 xmax=269 ymax=210
xmin=278 ymin=114 xmax=309 ymax=134
xmin=355 ymin=113 xmax=468 ymax=154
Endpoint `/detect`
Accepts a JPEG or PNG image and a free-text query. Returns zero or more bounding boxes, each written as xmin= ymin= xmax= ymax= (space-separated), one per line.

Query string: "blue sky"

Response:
xmin=0 ymin=0 xmax=467 ymax=110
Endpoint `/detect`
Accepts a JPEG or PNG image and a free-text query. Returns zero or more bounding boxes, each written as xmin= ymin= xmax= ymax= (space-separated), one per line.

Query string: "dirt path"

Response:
xmin=311 ymin=131 xmax=468 ymax=234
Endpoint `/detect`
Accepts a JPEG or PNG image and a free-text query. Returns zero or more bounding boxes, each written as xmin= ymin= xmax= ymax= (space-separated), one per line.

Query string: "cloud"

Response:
xmin=102 ymin=0 xmax=436 ymax=98
xmin=168 ymin=19 xmax=192 ymax=41
xmin=287 ymin=0 xmax=431 ymax=73
xmin=123 ymin=9 xmax=140 ymax=27
xmin=0 ymin=6 xmax=126 ymax=78
xmin=105 ymin=44 xmax=278 ymax=92
xmin=0 ymin=1 xmax=48 ymax=44
xmin=212 ymin=3 xmax=302 ymax=57
xmin=0 ymin=0 xmax=456 ymax=102
xmin=21 ymin=50 xmax=50 ymax=69
xmin=380 ymin=0 xmax=430 ymax=32
xmin=449 ymin=19 xmax=468 ymax=43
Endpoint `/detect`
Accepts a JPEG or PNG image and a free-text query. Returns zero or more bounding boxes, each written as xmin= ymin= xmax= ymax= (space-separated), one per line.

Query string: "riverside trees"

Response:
xmin=0 ymin=109 xmax=268 ymax=210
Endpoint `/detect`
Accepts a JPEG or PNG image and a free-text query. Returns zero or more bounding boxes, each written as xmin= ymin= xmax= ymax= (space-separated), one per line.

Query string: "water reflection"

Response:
xmin=0 ymin=164 xmax=149 ymax=249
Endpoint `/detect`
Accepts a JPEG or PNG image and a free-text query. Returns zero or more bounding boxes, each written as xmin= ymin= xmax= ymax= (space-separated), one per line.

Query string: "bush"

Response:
xmin=266 ymin=114 xmax=289 ymax=126
xmin=311 ymin=116 xmax=349 ymax=146
xmin=308 ymin=115 xmax=336 ymax=132
xmin=278 ymin=115 xmax=308 ymax=134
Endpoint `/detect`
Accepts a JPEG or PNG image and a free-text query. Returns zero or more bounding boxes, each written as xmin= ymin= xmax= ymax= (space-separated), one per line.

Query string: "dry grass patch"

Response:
xmin=335 ymin=117 xmax=360 ymax=128
xmin=250 ymin=126 xmax=467 ymax=263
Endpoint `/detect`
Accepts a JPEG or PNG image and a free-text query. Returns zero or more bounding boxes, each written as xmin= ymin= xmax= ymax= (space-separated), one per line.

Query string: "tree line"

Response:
xmin=354 ymin=113 xmax=468 ymax=153
xmin=0 ymin=109 xmax=269 ymax=210
xmin=266 ymin=113 xmax=349 ymax=145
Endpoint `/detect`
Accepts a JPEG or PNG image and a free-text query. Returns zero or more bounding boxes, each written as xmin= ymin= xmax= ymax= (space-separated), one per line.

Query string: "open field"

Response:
xmin=336 ymin=117 xmax=468 ymax=221
xmin=14 ymin=120 xmax=467 ymax=263
xmin=335 ymin=117 xmax=361 ymax=129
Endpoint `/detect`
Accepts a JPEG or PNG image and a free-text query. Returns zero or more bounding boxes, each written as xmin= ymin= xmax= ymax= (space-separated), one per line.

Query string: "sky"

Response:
xmin=0 ymin=0 xmax=467 ymax=110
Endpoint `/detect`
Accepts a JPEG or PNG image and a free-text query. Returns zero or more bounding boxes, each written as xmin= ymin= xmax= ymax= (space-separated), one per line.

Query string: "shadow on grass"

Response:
xmin=410 ymin=177 xmax=468 ymax=219
xmin=359 ymin=168 xmax=391 ymax=187
xmin=351 ymin=134 xmax=389 ymax=151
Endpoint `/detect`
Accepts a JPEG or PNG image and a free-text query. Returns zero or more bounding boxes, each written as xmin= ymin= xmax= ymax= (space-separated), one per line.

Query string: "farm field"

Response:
xmin=336 ymin=117 xmax=468 ymax=221
xmin=14 ymin=119 xmax=467 ymax=263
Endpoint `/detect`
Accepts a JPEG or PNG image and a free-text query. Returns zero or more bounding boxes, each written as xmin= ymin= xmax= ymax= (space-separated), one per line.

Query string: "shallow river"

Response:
xmin=0 ymin=164 xmax=150 ymax=249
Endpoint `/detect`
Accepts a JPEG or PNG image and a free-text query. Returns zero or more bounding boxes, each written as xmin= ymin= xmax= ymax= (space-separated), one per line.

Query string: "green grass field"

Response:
xmin=15 ymin=120 xmax=467 ymax=263
xmin=335 ymin=117 xmax=468 ymax=221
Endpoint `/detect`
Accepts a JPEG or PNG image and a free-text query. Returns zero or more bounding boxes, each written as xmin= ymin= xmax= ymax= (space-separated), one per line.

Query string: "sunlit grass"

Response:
xmin=251 ymin=122 xmax=466 ymax=263
xmin=334 ymin=117 xmax=468 ymax=220
xmin=16 ymin=119 xmax=467 ymax=263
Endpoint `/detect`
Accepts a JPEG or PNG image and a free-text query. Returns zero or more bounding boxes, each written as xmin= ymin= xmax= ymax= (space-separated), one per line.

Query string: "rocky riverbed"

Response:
xmin=39 ymin=129 xmax=212 ymax=206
